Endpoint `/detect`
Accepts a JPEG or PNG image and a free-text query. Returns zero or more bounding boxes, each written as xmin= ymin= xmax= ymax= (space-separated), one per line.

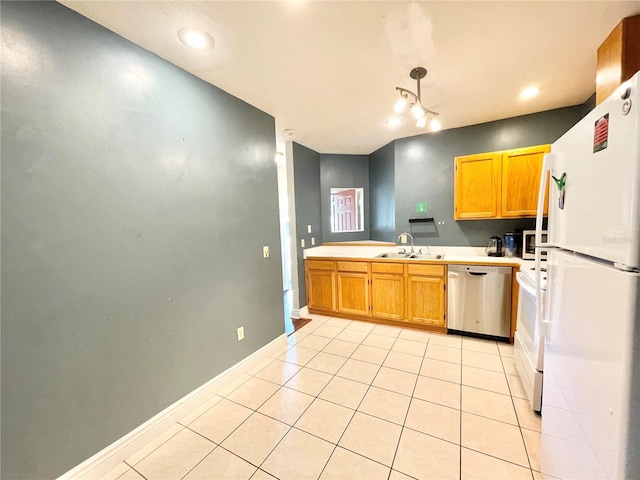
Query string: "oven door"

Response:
xmin=514 ymin=271 xmax=544 ymax=411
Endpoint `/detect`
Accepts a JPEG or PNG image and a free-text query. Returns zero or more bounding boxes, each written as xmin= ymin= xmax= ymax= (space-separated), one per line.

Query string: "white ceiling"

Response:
xmin=61 ymin=1 xmax=640 ymax=154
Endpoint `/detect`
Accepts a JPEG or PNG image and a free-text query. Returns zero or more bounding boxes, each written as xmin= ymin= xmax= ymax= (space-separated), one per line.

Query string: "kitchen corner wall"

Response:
xmin=320 ymin=154 xmax=370 ymax=242
xmin=1 ymin=2 xmax=284 ymax=479
xmin=379 ymin=104 xmax=589 ymax=246
xmin=369 ymin=142 xmax=396 ymax=242
xmin=291 ymin=142 xmax=322 ymax=307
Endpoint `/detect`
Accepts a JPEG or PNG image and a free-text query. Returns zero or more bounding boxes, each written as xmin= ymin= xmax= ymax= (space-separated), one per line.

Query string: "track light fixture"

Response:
xmin=394 ymin=67 xmax=440 ymax=131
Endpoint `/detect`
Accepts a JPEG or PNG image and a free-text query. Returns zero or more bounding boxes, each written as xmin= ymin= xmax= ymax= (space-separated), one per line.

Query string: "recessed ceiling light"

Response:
xmin=177 ymin=27 xmax=214 ymax=50
xmin=385 ymin=117 xmax=403 ymax=127
xmin=520 ymin=86 xmax=540 ymax=100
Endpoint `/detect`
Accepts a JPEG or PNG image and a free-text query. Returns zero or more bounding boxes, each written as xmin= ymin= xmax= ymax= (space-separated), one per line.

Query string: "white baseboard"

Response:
xmin=58 ymin=334 xmax=287 ymax=480
xmin=291 ymin=305 xmax=309 ymax=319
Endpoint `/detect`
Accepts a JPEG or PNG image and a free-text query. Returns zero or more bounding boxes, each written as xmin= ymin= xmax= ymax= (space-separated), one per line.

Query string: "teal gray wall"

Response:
xmin=292 ymin=142 xmax=322 ymax=307
xmin=391 ymin=105 xmax=588 ymax=246
xmin=369 ymin=142 xmax=396 ymax=242
xmin=320 ymin=154 xmax=370 ymax=242
xmin=1 ymin=2 xmax=283 ymax=479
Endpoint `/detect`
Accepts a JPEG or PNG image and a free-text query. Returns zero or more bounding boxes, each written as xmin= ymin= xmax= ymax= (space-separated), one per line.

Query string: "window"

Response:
xmin=330 ymin=187 xmax=364 ymax=233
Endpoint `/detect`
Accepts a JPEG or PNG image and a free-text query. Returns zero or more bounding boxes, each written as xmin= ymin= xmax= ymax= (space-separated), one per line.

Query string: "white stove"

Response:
xmin=513 ymin=263 xmax=546 ymax=412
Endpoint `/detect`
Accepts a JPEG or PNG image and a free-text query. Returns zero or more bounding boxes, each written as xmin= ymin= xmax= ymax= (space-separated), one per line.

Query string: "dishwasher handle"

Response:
xmin=468 ymin=272 xmax=488 ymax=276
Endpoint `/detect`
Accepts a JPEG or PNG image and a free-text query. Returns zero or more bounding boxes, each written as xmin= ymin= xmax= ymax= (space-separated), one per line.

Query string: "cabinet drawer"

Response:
xmin=407 ymin=264 xmax=445 ymax=276
xmin=336 ymin=261 xmax=368 ymax=273
xmin=306 ymin=260 xmax=335 ymax=271
xmin=372 ymin=262 xmax=404 ymax=274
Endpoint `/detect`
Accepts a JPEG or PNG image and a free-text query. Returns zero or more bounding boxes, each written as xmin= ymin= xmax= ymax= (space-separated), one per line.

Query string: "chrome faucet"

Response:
xmin=397 ymin=232 xmax=415 ymax=254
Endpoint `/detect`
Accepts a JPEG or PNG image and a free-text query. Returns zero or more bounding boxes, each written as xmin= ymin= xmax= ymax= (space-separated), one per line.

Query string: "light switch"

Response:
xmin=263 ymin=246 xmax=269 ymax=258
xmin=400 ymin=233 xmax=407 ymax=244
xmin=307 ymin=225 xmax=312 ymax=233
xmin=311 ymin=237 xmax=315 ymax=246
xmin=301 ymin=238 xmax=305 ymax=248
xmin=237 ymin=327 xmax=245 ymax=341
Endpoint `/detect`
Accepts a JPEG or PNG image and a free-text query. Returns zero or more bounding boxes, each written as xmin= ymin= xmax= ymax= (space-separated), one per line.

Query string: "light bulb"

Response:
xmin=430 ymin=118 xmax=441 ymax=131
xmin=177 ymin=27 xmax=214 ymax=50
xmin=519 ymin=86 xmax=539 ymax=100
xmin=411 ymin=103 xmax=425 ymax=119
xmin=416 ymin=116 xmax=427 ymax=128
xmin=393 ymin=95 xmax=407 ymax=113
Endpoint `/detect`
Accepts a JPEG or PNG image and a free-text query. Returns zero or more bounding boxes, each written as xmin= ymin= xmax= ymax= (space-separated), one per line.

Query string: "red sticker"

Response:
xmin=594 ymin=113 xmax=609 ymax=153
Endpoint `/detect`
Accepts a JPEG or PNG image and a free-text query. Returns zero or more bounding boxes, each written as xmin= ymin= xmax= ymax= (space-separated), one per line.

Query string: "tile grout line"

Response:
xmin=459 ymin=338 xmax=464 ymax=480
xmin=173 ymin=317 xmax=344 ymax=480
xmin=121 ymin=317 xmax=337 ymax=480
xmin=499 ymin=345 xmax=537 ymax=478
xmin=116 ymin=463 xmax=149 ymax=480
xmin=139 ymin=325 xmax=523 ymax=480
xmin=124 ymin=317 xmax=472 ymax=480
xmin=249 ymin=317 xmax=375 ymax=478
xmin=246 ymin=317 xmax=355 ymax=478
xmin=386 ymin=333 xmax=432 ymax=480
xmin=315 ymin=324 xmax=409 ymax=480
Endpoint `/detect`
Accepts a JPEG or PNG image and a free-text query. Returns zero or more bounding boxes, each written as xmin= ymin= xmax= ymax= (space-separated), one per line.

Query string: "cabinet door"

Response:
xmin=454 ymin=152 xmax=501 ymax=219
xmin=406 ymin=275 xmax=446 ymax=327
xmin=596 ymin=14 xmax=640 ymax=105
xmin=337 ymin=272 xmax=369 ymax=316
xmin=371 ymin=273 xmax=404 ymax=321
xmin=501 ymin=145 xmax=550 ymax=217
xmin=307 ymin=269 xmax=336 ymax=312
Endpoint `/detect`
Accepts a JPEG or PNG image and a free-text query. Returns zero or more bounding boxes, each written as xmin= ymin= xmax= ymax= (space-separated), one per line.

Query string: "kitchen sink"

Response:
xmin=375 ymin=252 xmax=409 ymax=258
xmin=407 ymin=253 xmax=445 ymax=260
xmin=375 ymin=252 xmax=445 ymax=260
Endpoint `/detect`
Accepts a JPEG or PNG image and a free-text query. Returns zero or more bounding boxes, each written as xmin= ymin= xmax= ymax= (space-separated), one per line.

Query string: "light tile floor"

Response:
xmin=99 ymin=315 xmax=546 ymax=480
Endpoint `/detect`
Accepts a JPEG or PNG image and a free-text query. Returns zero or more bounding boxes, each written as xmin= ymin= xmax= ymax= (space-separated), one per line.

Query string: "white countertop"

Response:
xmin=304 ymin=244 xmax=532 ymax=267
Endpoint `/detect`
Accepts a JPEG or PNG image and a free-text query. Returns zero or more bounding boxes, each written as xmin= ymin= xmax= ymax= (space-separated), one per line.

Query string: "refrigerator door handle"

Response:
xmin=540 ymin=320 xmax=551 ymax=340
xmin=535 ymin=152 xmax=556 ymax=249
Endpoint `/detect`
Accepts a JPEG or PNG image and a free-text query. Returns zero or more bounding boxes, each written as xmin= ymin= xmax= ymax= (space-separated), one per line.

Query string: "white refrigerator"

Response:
xmin=534 ymin=71 xmax=640 ymax=479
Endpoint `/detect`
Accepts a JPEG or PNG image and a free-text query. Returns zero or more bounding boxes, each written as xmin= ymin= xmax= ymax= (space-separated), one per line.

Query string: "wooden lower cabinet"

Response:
xmin=337 ymin=272 xmax=369 ymax=316
xmin=305 ymin=259 xmax=447 ymax=331
xmin=306 ymin=261 xmax=336 ymax=313
xmin=406 ymin=264 xmax=446 ymax=328
xmin=370 ymin=261 xmax=405 ymax=321
xmin=406 ymin=275 xmax=446 ymax=327
xmin=371 ymin=273 xmax=404 ymax=321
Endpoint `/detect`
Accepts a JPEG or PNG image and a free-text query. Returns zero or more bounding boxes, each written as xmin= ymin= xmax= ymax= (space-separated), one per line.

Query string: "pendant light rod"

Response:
xmin=393 ymin=66 xmax=439 ymax=119
xmin=410 ymin=67 xmax=427 ymax=103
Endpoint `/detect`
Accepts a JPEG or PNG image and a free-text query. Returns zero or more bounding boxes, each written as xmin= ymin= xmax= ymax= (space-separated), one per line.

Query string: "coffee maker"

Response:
xmin=486 ymin=236 xmax=504 ymax=257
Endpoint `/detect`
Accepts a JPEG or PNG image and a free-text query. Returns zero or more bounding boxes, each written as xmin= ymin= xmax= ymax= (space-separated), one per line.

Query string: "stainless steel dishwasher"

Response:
xmin=447 ymin=265 xmax=512 ymax=340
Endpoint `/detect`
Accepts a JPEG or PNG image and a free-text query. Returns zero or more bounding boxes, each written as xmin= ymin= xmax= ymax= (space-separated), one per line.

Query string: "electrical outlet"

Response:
xmin=263 ymin=246 xmax=269 ymax=258
xmin=237 ymin=326 xmax=245 ymax=341
xmin=400 ymin=233 xmax=407 ymax=244
xmin=301 ymin=238 xmax=305 ymax=248
xmin=311 ymin=237 xmax=315 ymax=246
xmin=307 ymin=225 xmax=312 ymax=233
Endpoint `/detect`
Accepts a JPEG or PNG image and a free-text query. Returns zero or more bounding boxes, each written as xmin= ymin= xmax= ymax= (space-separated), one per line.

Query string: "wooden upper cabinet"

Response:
xmin=596 ymin=14 xmax=640 ymax=106
xmin=501 ymin=145 xmax=550 ymax=217
xmin=455 ymin=145 xmax=550 ymax=220
xmin=454 ymin=152 xmax=501 ymax=219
